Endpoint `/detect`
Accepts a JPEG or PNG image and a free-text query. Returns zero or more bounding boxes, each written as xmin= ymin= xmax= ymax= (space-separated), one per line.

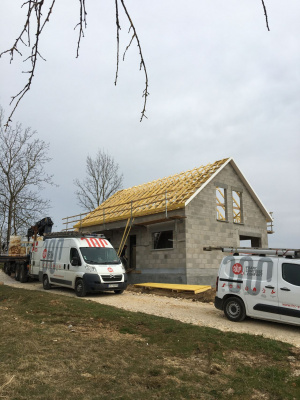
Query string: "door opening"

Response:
xmin=129 ymin=235 xmax=136 ymax=269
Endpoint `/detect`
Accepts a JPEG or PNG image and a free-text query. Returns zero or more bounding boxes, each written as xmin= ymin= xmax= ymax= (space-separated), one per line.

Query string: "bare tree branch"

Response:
xmin=74 ymin=0 xmax=87 ymax=58
xmin=1 ymin=1 xmax=272 ymax=125
xmin=114 ymin=0 xmax=121 ymax=86
xmin=119 ymin=0 xmax=149 ymax=122
xmin=0 ymin=0 xmax=56 ymax=126
xmin=261 ymin=0 xmax=270 ymax=31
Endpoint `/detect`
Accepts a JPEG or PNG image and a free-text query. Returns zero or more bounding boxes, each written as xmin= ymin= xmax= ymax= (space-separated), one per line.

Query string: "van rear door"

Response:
xmin=278 ymin=260 xmax=300 ymax=325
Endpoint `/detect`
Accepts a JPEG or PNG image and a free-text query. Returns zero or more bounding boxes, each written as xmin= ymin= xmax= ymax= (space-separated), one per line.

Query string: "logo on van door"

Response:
xmin=232 ymin=263 xmax=243 ymax=275
xmin=223 ymin=256 xmax=274 ymax=296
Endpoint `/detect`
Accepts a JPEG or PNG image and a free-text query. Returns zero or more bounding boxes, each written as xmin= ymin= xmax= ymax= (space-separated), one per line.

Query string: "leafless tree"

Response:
xmin=0 ymin=1 xmax=270 ymax=126
xmin=0 ymin=107 xmax=54 ymax=245
xmin=74 ymin=149 xmax=123 ymax=212
xmin=0 ymin=0 xmax=149 ymax=125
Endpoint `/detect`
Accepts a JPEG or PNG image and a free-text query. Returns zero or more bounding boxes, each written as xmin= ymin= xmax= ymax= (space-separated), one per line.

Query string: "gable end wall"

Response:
xmin=185 ymin=163 xmax=269 ymax=285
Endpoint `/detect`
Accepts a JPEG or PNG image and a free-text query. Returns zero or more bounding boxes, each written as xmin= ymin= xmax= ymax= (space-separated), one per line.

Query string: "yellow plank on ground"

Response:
xmin=133 ymin=282 xmax=211 ymax=294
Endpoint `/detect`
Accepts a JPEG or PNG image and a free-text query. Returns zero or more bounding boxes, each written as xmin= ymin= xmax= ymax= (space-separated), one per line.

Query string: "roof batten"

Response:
xmin=75 ymin=158 xmax=229 ymax=228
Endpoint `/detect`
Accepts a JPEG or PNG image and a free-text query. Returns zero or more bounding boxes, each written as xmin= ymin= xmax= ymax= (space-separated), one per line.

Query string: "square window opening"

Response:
xmin=153 ymin=230 xmax=173 ymax=250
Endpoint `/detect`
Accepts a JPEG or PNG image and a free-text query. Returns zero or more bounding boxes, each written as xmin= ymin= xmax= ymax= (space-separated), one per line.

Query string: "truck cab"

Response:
xmin=32 ymin=233 xmax=127 ymax=296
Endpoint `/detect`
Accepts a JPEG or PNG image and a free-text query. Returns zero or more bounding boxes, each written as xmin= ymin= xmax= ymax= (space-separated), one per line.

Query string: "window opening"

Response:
xmin=216 ymin=187 xmax=227 ymax=221
xmin=239 ymin=236 xmax=261 ymax=248
xmin=232 ymin=190 xmax=242 ymax=223
xmin=153 ymin=230 xmax=173 ymax=249
xmin=282 ymin=263 xmax=300 ymax=286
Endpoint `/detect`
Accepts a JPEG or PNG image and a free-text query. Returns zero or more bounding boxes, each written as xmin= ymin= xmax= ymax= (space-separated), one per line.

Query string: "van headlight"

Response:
xmin=121 ymin=265 xmax=126 ymax=273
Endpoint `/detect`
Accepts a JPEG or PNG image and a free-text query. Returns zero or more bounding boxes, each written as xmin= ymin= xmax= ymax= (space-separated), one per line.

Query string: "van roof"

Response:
xmin=204 ymin=246 xmax=300 ymax=259
xmin=44 ymin=231 xmax=106 ymax=240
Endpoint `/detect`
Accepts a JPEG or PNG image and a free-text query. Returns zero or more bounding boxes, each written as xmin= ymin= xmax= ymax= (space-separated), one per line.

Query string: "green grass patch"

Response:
xmin=0 ymin=285 xmax=299 ymax=399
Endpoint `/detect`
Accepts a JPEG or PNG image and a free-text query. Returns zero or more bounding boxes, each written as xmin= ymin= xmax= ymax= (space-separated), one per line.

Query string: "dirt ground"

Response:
xmin=0 ymin=270 xmax=299 ymax=348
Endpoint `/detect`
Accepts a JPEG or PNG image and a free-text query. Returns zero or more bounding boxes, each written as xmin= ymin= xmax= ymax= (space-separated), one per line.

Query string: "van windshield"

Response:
xmin=80 ymin=247 xmax=121 ymax=265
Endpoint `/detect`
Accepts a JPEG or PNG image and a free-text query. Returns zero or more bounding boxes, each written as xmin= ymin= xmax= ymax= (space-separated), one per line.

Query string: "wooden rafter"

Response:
xmin=75 ymin=158 xmax=229 ymax=228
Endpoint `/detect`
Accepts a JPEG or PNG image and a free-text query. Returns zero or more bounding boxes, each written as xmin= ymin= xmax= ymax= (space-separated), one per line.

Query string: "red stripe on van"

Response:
xmin=89 ymin=238 xmax=99 ymax=247
xmin=99 ymin=239 xmax=108 ymax=247
xmin=81 ymin=238 xmax=92 ymax=247
xmin=81 ymin=237 xmax=108 ymax=247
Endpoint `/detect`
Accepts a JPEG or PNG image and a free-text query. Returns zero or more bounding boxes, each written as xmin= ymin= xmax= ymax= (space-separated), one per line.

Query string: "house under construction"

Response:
xmin=68 ymin=157 xmax=273 ymax=285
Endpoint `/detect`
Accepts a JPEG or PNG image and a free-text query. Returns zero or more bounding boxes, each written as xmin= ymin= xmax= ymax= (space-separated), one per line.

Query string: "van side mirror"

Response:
xmin=71 ymin=257 xmax=80 ymax=266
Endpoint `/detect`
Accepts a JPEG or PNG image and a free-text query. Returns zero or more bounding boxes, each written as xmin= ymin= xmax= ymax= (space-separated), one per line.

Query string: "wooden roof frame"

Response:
xmin=75 ymin=157 xmax=272 ymax=228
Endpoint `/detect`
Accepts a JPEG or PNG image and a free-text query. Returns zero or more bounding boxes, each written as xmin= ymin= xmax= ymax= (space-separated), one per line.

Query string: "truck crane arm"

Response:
xmin=27 ymin=217 xmax=54 ymax=241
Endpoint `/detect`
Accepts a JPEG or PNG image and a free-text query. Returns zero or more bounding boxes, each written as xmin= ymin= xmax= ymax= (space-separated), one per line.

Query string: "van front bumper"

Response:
xmin=83 ymin=273 xmax=128 ymax=292
xmin=214 ymin=296 xmax=223 ymax=310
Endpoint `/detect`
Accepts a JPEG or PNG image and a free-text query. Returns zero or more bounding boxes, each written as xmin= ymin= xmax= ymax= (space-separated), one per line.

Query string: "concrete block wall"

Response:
xmin=84 ymin=210 xmax=187 ymax=284
xmin=132 ymin=212 xmax=187 ymax=284
xmin=185 ymin=163 xmax=269 ymax=286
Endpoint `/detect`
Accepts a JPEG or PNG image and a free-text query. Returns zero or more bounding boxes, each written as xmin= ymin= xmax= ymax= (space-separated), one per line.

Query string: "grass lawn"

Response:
xmin=0 ymin=285 xmax=299 ymax=399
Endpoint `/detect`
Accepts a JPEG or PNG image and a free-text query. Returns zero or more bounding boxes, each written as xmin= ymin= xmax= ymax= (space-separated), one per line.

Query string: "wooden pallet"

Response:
xmin=133 ymin=282 xmax=211 ymax=294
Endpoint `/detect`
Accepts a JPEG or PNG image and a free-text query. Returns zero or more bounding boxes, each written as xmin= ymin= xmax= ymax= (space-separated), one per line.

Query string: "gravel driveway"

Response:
xmin=1 ymin=270 xmax=299 ymax=348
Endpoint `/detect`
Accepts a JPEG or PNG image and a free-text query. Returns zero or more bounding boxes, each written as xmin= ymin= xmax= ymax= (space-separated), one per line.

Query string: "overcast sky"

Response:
xmin=1 ymin=0 xmax=299 ymax=247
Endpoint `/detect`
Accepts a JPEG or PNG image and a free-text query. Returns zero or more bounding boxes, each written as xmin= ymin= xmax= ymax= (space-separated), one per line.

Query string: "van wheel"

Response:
xmin=114 ymin=290 xmax=124 ymax=294
xmin=75 ymin=279 xmax=87 ymax=297
xmin=43 ymin=275 xmax=51 ymax=290
xmin=224 ymin=297 xmax=246 ymax=322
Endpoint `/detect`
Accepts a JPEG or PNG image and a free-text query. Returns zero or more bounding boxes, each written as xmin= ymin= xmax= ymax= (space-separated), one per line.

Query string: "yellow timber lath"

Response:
xmin=74 ymin=158 xmax=229 ymax=229
xmin=134 ymin=283 xmax=212 ymax=294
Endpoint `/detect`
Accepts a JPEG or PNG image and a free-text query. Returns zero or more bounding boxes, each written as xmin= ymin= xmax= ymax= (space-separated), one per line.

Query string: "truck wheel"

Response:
xmin=224 ymin=297 xmax=246 ymax=322
xmin=15 ymin=265 xmax=20 ymax=281
xmin=20 ymin=265 xmax=28 ymax=283
xmin=75 ymin=279 xmax=87 ymax=297
xmin=3 ymin=263 xmax=8 ymax=274
xmin=114 ymin=290 xmax=124 ymax=294
xmin=43 ymin=275 xmax=51 ymax=290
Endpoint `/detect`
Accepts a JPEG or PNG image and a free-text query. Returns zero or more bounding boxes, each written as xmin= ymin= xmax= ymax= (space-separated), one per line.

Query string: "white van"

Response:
xmin=214 ymin=247 xmax=300 ymax=326
xmin=30 ymin=233 xmax=127 ymax=297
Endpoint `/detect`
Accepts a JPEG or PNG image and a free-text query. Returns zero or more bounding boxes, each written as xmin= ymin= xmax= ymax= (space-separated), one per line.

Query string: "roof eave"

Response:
xmin=185 ymin=158 xmax=232 ymax=207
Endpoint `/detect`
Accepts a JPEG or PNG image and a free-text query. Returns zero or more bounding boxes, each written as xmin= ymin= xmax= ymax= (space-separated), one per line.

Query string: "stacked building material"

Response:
xmin=8 ymin=236 xmax=22 ymax=256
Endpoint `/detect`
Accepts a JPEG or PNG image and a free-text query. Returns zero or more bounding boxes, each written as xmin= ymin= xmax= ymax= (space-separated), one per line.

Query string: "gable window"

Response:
xmin=232 ymin=190 xmax=243 ymax=223
xmin=153 ymin=230 xmax=173 ymax=249
xmin=282 ymin=263 xmax=300 ymax=286
xmin=216 ymin=187 xmax=227 ymax=221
